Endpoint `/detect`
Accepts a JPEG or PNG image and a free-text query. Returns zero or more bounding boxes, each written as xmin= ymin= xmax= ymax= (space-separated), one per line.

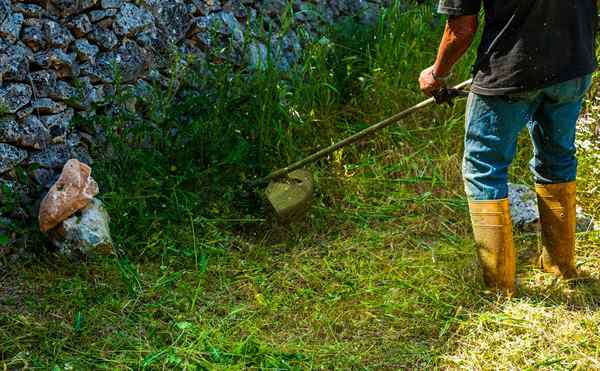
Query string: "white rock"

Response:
xmin=508 ymin=183 xmax=597 ymax=233
xmin=51 ymin=198 xmax=113 ymax=256
xmin=508 ymin=183 xmax=540 ymax=232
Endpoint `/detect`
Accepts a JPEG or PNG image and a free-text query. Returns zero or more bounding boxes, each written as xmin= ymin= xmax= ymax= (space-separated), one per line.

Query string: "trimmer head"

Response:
xmin=258 ymin=79 xmax=471 ymax=223
xmin=265 ymin=169 xmax=314 ymax=221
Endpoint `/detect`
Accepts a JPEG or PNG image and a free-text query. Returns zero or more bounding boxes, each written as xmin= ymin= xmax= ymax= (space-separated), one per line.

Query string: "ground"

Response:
xmin=3 ymin=116 xmax=600 ymax=368
xmin=2 ymin=4 xmax=600 ymax=369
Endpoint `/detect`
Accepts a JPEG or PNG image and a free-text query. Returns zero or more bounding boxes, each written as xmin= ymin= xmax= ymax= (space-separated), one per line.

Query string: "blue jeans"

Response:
xmin=463 ymin=75 xmax=593 ymax=201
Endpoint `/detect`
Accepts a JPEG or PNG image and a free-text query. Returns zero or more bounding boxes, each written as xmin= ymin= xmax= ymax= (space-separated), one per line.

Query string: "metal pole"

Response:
xmin=263 ymin=79 xmax=472 ymax=182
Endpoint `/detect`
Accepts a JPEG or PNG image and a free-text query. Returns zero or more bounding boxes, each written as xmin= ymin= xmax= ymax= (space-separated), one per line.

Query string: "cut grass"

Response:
xmin=4 ymin=149 xmax=600 ymax=369
xmin=2 ymin=1 xmax=600 ymax=369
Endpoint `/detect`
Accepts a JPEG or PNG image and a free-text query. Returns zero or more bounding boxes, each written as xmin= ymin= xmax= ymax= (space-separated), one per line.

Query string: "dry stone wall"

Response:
xmin=0 ymin=0 xmax=385 ymax=222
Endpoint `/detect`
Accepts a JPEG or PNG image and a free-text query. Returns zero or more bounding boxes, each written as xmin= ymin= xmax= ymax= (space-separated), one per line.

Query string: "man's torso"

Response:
xmin=438 ymin=0 xmax=597 ymax=95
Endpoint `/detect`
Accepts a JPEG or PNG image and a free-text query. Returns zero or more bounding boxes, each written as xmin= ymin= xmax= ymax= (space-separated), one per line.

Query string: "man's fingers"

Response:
xmin=422 ymin=87 xmax=435 ymax=97
xmin=419 ymin=66 xmax=447 ymax=97
xmin=421 ymin=83 xmax=443 ymax=96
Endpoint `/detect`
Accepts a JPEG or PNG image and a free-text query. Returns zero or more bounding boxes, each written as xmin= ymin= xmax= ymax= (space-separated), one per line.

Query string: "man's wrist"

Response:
xmin=431 ymin=68 xmax=451 ymax=83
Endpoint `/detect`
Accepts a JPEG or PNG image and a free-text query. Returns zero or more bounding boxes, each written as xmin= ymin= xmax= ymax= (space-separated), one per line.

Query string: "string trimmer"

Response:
xmin=250 ymin=79 xmax=472 ymax=220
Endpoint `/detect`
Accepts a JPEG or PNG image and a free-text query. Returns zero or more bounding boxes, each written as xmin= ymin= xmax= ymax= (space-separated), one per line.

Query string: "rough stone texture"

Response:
xmin=153 ymin=2 xmax=190 ymax=43
xmin=41 ymin=108 xmax=74 ymax=143
xmin=31 ymin=98 xmax=67 ymax=114
xmin=29 ymin=143 xmax=73 ymax=169
xmin=116 ymin=39 xmax=151 ymax=82
xmin=508 ymin=183 xmax=539 ymax=232
xmin=0 ymin=116 xmax=50 ymax=150
xmin=38 ymin=158 xmax=99 ymax=232
xmin=0 ymin=0 xmax=388 ymax=240
xmin=19 ymin=116 xmax=50 ymax=150
xmin=44 ymin=19 xmax=75 ymax=49
xmin=32 ymin=167 xmax=57 ymax=188
xmin=81 ymin=51 xmax=115 ymax=83
xmin=50 ymin=198 xmax=113 ymax=256
xmin=88 ymin=25 xmax=118 ymax=50
xmin=0 ymin=118 xmax=21 ymax=144
xmin=114 ymin=3 xmax=154 ymax=36
xmin=52 ymin=0 xmax=98 ymax=18
xmin=15 ymin=106 xmax=32 ymax=121
xmin=49 ymin=80 xmax=77 ymax=102
xmin=0 ymin=0 xmax=8 ymax=24
xmin=22 ymin=23 xmax=47 ymax=51
xmin=89 ymin=8 xmax=117 ymax=23
xmin=30 ymin=70 xmax=58 ymax=98
xmin=12 ymin=3 xmax=44 ymax=18
xmin=47 ymin=49 xmax=80 ymax=78
xmin=0 ymin=84 xmax=32 ymax=114
xmin=102 ymin=0 xmax=123 ymax=9
xmin=73 ymin=38 xmax=99 ymax=62
xmin=0 ymin=44 xmax=30 ymax=81
xmin=0 ymin=12 xmax=23 ymax=44
xmin=66 ymin=14 xmax=93 ymax=38
xmin=576 ymin=207 xmax=597 ymax=233
xmin=508 ymin=183 xmax=596 ymax=233
xmin=0 ymin=143 xmax=27 ymax=173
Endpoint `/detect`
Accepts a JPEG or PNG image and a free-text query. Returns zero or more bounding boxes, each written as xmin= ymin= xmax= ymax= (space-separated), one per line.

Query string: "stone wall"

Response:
xmin=0 ymin=0 xmax=384 ymax=222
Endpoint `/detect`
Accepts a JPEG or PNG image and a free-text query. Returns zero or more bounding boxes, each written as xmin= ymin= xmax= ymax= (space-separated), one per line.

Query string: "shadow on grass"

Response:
xmin=1 ymin=201 xmax=598 ymax=369
xmin=513 ymin=232 xmax=600 ymax=309
xmin=439 ymin=231 xmax=600 ymax=369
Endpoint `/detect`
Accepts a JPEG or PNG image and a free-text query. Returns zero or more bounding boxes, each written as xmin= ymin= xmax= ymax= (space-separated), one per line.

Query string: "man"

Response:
xmin=420 ymin=1 xmax=597 ymax=295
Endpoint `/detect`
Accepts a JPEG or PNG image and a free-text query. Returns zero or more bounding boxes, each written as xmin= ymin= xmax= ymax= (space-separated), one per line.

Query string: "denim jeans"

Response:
xmin=463 ymin=75 xmax=593 ymax=201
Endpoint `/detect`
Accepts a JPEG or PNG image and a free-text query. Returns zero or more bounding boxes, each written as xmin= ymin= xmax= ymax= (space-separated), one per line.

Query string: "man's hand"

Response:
xmin=419 ymin=66 xmax=446 ymax=96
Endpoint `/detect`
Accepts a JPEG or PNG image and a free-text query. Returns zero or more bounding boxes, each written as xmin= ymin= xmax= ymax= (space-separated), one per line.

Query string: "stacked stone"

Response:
xmin=0 ymin=0 xmax=383 ymax=221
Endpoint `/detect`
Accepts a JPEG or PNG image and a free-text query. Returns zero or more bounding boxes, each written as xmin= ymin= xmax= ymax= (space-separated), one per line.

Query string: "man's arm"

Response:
xmin=419 ymin=15 xmax=478 ymax=95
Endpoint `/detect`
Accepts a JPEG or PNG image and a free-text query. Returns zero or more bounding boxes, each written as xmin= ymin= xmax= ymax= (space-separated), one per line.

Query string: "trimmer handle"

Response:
xmin=432 ymin=87 xmax=469 ymax=106
xmin=258 ymin=79 xmax=472 ymax=183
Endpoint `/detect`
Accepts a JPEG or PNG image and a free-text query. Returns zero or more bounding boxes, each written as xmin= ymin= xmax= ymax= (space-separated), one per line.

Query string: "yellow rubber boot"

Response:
xmin=536 ymin=182 xmax=578 ymax=279
xmin=468 ymin=199 xmax=517 ymax=296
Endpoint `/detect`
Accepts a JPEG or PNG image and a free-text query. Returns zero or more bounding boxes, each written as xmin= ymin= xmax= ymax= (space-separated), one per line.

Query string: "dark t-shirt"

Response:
xmin=438 ymin=0 xmax=598 ymax=95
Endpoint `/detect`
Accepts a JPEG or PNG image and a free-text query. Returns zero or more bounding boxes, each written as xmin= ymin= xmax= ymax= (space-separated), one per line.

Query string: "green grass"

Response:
xmin=2 ymin=2 xmax=600 ymax=369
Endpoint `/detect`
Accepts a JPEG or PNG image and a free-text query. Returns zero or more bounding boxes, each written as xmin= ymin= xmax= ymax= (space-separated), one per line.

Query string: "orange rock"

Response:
xmin=38 ymin=159 xmax=99 ymax=233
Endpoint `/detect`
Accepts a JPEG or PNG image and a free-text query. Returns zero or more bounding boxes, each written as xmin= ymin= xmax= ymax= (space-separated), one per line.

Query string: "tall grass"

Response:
xmin=81 ymin=1 xmax=477 ymax=259
xmin=5 ymin=1 xmax=600 ymax=369
xmin=4 ymin=1 xmax=478 ymax=367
